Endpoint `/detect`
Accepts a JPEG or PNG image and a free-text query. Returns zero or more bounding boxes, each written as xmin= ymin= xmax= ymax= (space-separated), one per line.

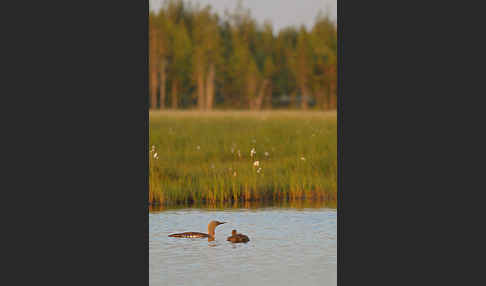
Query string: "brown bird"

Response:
xmin=168 ymin=221 xmax=226 ymax=240
xmin=227 ymin=229 xmax=250 ymax=243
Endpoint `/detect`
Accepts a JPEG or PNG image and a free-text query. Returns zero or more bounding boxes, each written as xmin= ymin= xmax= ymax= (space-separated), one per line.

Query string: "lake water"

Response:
xmin=149 ymin=204 xmax=337 ymax=286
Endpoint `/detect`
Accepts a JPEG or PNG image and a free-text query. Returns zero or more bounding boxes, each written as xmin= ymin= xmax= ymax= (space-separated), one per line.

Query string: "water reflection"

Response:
xmin=207 ymin=241 xmax=219 ymax=247
xmin=149 ymin=199 xmax=336 ymax=212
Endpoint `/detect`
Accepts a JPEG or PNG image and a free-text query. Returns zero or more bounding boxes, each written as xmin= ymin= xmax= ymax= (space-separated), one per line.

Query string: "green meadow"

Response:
xmin=149 ymin=111 xmax=337 ymax=206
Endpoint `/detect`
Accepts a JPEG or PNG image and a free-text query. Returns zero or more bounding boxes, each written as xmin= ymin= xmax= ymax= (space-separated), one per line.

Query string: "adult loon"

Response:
xmin=168 ymin=221 xmax=226 ymax=239
xmin=227 ymin=229 xmax=250 ymax=243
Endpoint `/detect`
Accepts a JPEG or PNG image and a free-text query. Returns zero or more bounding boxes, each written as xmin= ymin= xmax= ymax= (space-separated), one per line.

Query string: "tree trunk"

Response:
xmin=205 ymin=63 xmax=215 ymax=110
xmin=254 ymin=79 xmax=269 ymax=110
xmin=171 ymin=80 xmax=178 ymax=109
xmin=322 ymin=88 xmax=329 ymax=110
xmin=264 ymin=82 xmax=272 ymax=109
xmin=290 ymin=91 xmax=297 ymax=109
xmin=150 ymin=67 xmax=158 ymax=110
xmin=315 ymin=89 xmax=324 ymax=109
xmin=196 ymin=66 xmax=205 ymax=110
xmin=247 ymin=74 xmax=257 ymax=110
xmin=159 ymin=59 xmax=166 ymax=109
xmin=301 ymin=85 xmax=310 ymax=110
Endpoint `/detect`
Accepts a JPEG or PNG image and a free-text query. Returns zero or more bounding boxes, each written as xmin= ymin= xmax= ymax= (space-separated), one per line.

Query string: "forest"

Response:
xmin=149 ymin=0 xmax=337 ymax=110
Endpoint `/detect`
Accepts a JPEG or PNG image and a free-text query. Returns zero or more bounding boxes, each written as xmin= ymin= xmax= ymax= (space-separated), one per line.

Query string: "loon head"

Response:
xmin=207 ymin=221 xmax=226 ymax=237
xmin=209 ymin=220 xmax=226 ymax=228
xmin=232 ymin=229 xmax=237 ymax=236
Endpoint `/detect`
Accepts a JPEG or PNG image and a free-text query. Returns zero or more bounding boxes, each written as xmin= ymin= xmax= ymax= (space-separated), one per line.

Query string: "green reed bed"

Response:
xmin=149 ymin=111 xmax=337 ymax=206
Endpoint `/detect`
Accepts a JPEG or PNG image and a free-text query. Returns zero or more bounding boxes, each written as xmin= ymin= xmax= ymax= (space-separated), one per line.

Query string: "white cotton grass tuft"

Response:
xmin=264 ymin=152 xmax=269 ymax=157
xmin=253 ymin=161 xmax=260 ymax=167
xmin=300 ymin=157 xmax=306 ymax=161
xmin=196 ymin=145 xmax=201 ymax=150
xmin=153 ymin=152 xmax=159 ymax=159
xmin=256 ymin=167 xmax=262 ymax=173
xmin=250 ymin=148 xmax=256 ymax=157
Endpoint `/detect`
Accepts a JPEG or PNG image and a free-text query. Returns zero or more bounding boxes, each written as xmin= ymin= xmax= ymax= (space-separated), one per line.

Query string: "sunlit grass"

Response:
xmin=149 ymin=111 xmax=337 ymax=206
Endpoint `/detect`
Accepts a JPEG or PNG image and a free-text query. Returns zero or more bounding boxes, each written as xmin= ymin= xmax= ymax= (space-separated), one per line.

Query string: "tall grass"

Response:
xmin=149 ymin=111 xmax=337 ymax=206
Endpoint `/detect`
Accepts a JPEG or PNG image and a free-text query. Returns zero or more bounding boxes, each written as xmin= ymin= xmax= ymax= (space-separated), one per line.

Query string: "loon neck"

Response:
xmin=208 ymin=226 xmax=216 ymax=237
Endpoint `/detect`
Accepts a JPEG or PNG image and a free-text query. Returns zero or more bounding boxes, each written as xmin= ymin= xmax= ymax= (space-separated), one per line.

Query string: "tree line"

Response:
xmin=149 ymin=0 xmax=337 ymax=110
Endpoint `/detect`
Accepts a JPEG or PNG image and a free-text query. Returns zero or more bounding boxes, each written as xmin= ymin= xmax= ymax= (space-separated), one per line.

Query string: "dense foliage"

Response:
xmin=150 ymin=0 xmax=337 ymax=110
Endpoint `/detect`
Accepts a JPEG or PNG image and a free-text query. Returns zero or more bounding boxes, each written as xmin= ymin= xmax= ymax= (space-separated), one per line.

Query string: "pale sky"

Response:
xmin=149 ymin=0 xmax=337 ymax=32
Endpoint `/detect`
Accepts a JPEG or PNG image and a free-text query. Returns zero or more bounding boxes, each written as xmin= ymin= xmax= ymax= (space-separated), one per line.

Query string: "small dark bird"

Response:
xmin=168 ymin=221 xmax=226 ymax=240
xmin=227 ymin=229 xmax=250 ymax=243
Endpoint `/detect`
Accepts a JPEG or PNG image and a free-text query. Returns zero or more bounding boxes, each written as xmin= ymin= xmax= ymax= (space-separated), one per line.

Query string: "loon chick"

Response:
xmin=168 ymin=221 xmax=226 ymax=239
xmin=227 ymin=229 xmax=250 ymax=243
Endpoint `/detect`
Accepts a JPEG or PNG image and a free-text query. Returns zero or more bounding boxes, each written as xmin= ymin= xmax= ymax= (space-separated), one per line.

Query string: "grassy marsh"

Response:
xmin=149 ymin=111 xmax=337 ymax=206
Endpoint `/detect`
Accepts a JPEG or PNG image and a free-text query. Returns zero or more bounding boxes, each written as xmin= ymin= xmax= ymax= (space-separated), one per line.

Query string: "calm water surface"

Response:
xmin=150 ymin=204 xmax=336 ymax=286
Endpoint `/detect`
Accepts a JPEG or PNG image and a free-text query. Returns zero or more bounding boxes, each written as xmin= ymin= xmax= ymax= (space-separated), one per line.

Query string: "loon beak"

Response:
xmin=219 ymin=222 xmax=227 ymax=225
